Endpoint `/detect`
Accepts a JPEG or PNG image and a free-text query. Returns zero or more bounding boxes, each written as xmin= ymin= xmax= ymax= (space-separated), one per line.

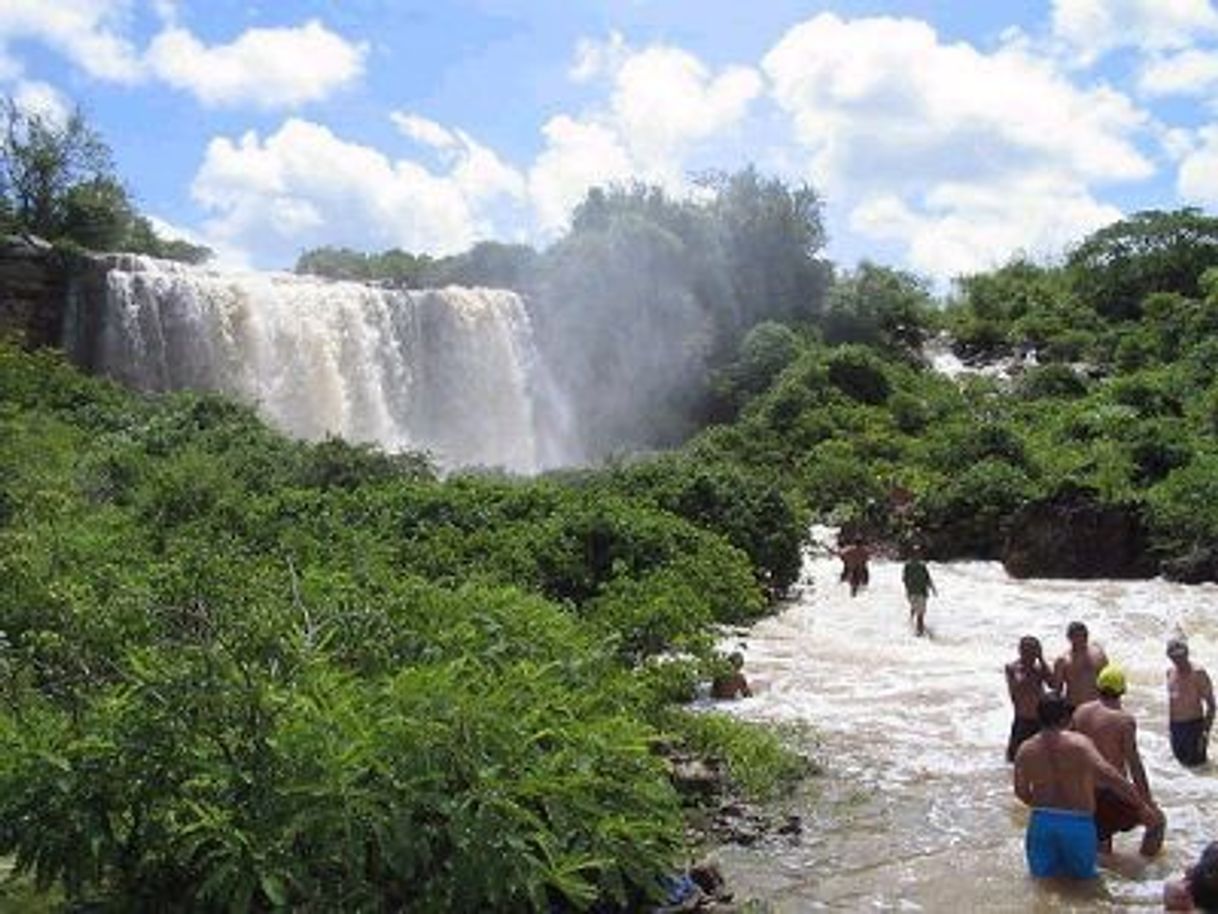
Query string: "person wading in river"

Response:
xmin=1070 ymin=664 xmax=1166 ymax=857
xmin=1053 ymin=621 xmax=1109 ymax=708
xmin=1167 ymin=637 xmax=1215 ymax=767
xmin=836 ymin=538 xmax=870 ymax=598
xmin=1013 ymin=693 xmax=1161 ymax=880
xmin=1006 ymin=635 xmax=1052 ymax=762
xmin=901 ymin=545 xmax=936 ymax=637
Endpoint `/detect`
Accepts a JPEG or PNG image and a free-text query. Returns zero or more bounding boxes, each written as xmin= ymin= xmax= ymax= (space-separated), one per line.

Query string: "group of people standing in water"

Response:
xmin=1004 ymin=620 xmax=1216 ymax=907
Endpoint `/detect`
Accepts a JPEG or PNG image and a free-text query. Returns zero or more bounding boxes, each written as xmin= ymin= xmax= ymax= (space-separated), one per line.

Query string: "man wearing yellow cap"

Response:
xmin=1072 ymin=664 xmax=1165 ymax=856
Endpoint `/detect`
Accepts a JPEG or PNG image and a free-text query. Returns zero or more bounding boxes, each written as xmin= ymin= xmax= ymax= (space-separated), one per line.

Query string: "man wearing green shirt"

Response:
xmin=902 ymin=546 xmax=936 ymax=637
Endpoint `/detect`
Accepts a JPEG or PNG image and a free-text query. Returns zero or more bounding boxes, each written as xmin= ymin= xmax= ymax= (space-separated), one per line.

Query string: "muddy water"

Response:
xmin=717 ymin=541 xmax=1218 ymax=912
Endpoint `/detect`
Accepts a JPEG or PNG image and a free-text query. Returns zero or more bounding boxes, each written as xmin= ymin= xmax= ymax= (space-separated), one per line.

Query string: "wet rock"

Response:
xmin=669 ymin=756 xmax=725 ymax=800
xmin=1002 ymin=486 xmax=1157 ymax=579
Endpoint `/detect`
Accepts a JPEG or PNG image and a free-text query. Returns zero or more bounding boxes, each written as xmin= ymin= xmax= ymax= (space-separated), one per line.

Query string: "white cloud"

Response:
xmin=763 ymin=13 xmax=1154 ymax=280
xmin=1176 ymin=125 xmax=1218 ymax=204
xmin=1051 ymin=0 xmax=1218 ymax=65
xmin=191 ymin=118 xmax=525 ymax=265
xmin=145 ymin=20 xmax=365 ymax=108
xmin=528 ymin=36 xmax=761 ymax=233
xmin=0 ymin=0 xmax=142 ymax=83
xmin=851 ymin=178 xmax=1121 ymax=280
xmin=391 ymin=112 xmax=459 ymax=150
xmin=528 ymin=116 xmax=634 ymax=232
xmin=11 ymin=79 xmax=71 ymax=126
xmin=1138 ymin=48 xmax=1218 ymax=97
xmin=569 ymin=31 xmax=629 ymax=82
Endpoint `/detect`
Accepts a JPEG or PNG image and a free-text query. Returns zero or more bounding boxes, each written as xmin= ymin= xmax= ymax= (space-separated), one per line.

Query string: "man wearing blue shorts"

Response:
xmin=1013 ymin=694 xmax=1161 ymax=879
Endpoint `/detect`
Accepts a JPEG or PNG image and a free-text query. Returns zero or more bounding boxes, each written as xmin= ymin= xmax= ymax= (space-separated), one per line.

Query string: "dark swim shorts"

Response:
xmin=1007 ymin=716 xmax=1039 ymax=763
xmin=1170 ymin=718 xmax=1209 ymax=766
xmin=1094 ymin=787 xmax=1141 ymax=842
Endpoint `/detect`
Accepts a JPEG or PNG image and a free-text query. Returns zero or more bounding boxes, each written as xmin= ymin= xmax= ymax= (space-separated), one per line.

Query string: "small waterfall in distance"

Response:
xmin=81 ymin=255 xmax=573 ymax=473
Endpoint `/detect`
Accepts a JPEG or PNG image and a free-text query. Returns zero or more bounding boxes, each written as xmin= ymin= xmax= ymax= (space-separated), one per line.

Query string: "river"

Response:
xmin=717 ymin=535 xmax=1217 ymax=912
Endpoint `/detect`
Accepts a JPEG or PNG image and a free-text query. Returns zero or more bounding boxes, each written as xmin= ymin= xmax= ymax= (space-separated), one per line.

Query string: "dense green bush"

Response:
xmin=0 ymin=342 xmax=802 ymax=911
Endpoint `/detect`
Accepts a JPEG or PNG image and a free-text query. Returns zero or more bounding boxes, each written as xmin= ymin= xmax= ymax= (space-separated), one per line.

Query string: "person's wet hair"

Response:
xmin=1019 ymin=635 xmax=1040 ymax=653
xmin=1190 ymin=841 xmax=1218 ymax=910
xmin=1066 ymin=621 xmax=1088 ymax=639
xmin=1037 ymin=693 xmax=1073 ymax=728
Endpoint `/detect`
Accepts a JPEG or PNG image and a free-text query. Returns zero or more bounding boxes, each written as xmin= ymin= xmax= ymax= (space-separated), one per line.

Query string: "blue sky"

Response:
xmin=4 ymin=1 xmax=1218 ymax=283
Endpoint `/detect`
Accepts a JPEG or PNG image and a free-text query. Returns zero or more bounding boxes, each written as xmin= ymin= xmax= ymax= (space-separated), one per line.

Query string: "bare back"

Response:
xmin=1072 ymin=700 xmax=1134 ymax=772
xmin=1013 ymin=730 xmax=1103 ymax=812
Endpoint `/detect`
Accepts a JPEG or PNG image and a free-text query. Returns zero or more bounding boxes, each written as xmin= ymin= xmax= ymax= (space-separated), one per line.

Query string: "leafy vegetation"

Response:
xmin=0 ymin=342 xmax=807 ymax=911
xmin=0 ymin=98 xmax=210 ymax=262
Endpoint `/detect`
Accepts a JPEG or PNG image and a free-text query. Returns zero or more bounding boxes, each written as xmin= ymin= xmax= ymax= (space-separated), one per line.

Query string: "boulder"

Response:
xmin=1002 ymin=487 xmax=1157 ymax=579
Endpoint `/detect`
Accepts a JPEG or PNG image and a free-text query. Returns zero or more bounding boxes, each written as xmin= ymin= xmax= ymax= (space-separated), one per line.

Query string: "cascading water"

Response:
xmin=73 ymin=255 xmax=572 ymax=472
xmin=713 ymin=533 xmax=1218 ymax=911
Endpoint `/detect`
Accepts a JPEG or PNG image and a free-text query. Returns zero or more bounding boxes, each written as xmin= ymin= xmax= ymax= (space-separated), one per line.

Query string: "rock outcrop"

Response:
xmin=0 ymin=234 xmax=69 ymax=347
xmin=1002 ymin=487 xmax=1158 ymax=579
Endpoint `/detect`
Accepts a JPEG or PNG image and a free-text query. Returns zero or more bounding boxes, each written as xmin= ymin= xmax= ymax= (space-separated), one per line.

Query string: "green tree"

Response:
xmin=1066 ymin=208 xmax=1218 ymax=321
xmin=1 ymin=98 xmax=114 ymax=239
xmin=823 ymin=261 xmax=935 ymax=356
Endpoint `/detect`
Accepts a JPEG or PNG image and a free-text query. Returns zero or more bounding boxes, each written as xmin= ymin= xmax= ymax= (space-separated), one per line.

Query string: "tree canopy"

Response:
xmin=0 ymin=97 xmax=211 ymax=262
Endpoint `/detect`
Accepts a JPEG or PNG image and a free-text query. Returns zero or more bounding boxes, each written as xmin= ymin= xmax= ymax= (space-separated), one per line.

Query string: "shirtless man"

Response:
xmin=1053 ymin=621 xmax=1109 ymax=708
xmin=1070 ymin=665 xmax=1165 ymax=856
xmin=1005 ymin=635 xmax=1052 ymax=762
xmin=1013 ymin=693 xmax=1161 ymax=880
xmin=1167 ymin=637 xmax=1215 ymax=767
xmin=837 ymin=539 xmax=870 ymax=598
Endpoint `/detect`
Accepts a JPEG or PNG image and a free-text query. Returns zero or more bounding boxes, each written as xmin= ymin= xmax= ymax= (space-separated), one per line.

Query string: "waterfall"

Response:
xmin=80 ymin=255 xmax=570 ymax=473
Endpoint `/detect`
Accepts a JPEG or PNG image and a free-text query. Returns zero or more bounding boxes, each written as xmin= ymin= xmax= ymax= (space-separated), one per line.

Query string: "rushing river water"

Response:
xmin=717 ymin=536 xmax=1218 ymax=912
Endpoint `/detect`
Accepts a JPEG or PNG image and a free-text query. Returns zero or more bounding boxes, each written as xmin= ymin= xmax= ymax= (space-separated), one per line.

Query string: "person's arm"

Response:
xmin=1050 ymin=656 xmax=1066 ymax=694
xmin=1088 ymin=742 xmax=1162 ymax=826
xmin=1123 ymin=719 xmax=1152 ymax=800
xmin=1200 ymin=668 xmax=1215 ymax=731
xmin=1005 ymin=663 xmax=1019 ymax=703
xmin=1012 ymin=750 xmax=1033 ymax=806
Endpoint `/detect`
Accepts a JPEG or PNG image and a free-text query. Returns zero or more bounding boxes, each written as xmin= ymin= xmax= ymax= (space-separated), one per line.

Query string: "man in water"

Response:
xmin=1070 ymin=665 xmax=1165 ymax=856
xmin=1167 ymin=637 xmax=1215 ymax=767
xmin=1053 ymin=621 xmax=1109 ymax=707
xmin=901 ymin=545 xmax=936 ymax=637
xmin=837 ymin=538 xmax=870 ymax=597
xmin=1165 ymin=840 xmax=1218 ymax=911
xmin=1013 ymin=693 xmax=1161 ymax=880
xmin=1005 ymin=635 xmax=1052 ymax=762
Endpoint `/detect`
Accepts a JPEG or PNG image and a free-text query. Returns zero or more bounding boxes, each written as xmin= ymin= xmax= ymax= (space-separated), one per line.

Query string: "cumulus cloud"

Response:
xmin=0 ymin=3 xmax=363 ymax=109
xmin=851 ymin=178 xmax=1121 ymax=279
xmin=763 ymin=13 xmax=1153 ymax=279
xmin=1138 ymin=48 xmax=1218 ymax=97
xmin=1175 ymin=125 xmax=1218 ymax=204
xmin=11 ymin=79 xmax=72 ymax=126
xmin=0 ymin=0 xmax=142 ymax=83
xmin=1051 ymin=0 xmax=1218 ymax=65
xmin=528 ymin=36 xmax=761 ymax=233
xmin=391 ymin=112 xmax=459 ymax=150
xmin=569 ymin=31 xmax=629 ymax=82
xmin=145 ymin=20 xmax=366 ymax=108
xmin=191 ymin=118 xmax=525 ymax=266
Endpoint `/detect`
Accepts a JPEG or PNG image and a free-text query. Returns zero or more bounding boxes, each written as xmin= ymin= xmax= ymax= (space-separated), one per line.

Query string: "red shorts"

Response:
xmin=1094 ymin=788 xmax=1141 ymax=841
